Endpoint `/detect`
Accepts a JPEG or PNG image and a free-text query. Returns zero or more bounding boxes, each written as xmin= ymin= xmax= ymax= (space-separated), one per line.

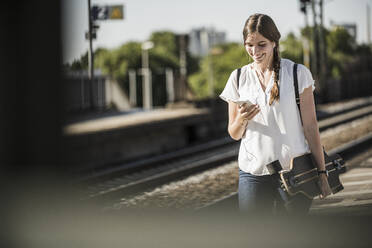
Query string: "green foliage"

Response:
xmin=327 ymin=50 xmax=353 ymax=79
xmin=65 ymin=26 xmax=371 ymax=103
xmin=353 ymin=44 xmax=372 ymax=72
xmin=287 ymin=26 xmax=366 ymax=80
xmin=188 ymin=43 xmax=249 ymax=99
xmin=300 ymin=26 xmax=313 ymax=40
xmin=150 ymin=31 xmax=177 ymax=56
xmin=94 ymin=42 xmax=141 ymax=81
xmin=149 ymin=31 xmax=180 ymax=71
xmin=280 ymin=32 xmax=303 ymax=64
xmin=148 ymin=31 xmax=200 ymax=75
xmin=69 ymin=52 xmax=88 ymax=71
xmin=355 ymin=44 xmax=372 ymax=55
xmin=94 ymin=47 xmax=115 ymax=75
xmin=325 ymin=27 xmax=356 ymax=79
xmin=93 ymin=31 xmax=196 ymax=106
xmin=93 ymin=32 xmax=183 ymax=83
xmin=326 ymin=27 xmax=355 ymax=55
xmin=188 ymin=26 xmax=368 ymax=99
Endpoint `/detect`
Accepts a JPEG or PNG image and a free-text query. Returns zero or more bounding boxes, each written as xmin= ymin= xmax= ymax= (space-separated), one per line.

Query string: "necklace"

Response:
xmin=254 ymin=64 xmax=273 ymax=89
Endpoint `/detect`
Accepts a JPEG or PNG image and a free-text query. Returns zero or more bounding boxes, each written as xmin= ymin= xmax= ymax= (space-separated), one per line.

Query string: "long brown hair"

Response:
xmin=243 ymin=14 xmax=281 ymax=106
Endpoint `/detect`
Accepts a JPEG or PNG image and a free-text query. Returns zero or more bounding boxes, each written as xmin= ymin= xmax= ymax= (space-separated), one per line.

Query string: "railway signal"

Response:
xmin=87 ymin=5 xmax=124 ymax=41
xmin=86 ymin=1 xmax=124 ymax=109
xmin=300 ymin=0 xmax=311 ymax=14
xmin=92 ymin=5 xmax=124 ymax=21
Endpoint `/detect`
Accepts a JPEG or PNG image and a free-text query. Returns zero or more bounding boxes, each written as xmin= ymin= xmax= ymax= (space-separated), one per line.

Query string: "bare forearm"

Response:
xmin=304 ymin=123 xmax=325 ymax=170
xmin=228 ymin=119 xmax=248 ymax=140
xmin=227 ymin=102 xmax=260 ymax=141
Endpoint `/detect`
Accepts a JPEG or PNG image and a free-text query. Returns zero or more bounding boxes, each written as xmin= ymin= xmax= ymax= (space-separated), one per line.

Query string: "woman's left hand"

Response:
xmin=318 ymin=174 xmax=332 ymax=199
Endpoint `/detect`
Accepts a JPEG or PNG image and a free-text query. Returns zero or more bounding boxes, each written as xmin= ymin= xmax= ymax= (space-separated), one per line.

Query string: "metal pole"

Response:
xmin=129 ymin=69 xmax=137 ymax=107
xmin=318 ymin=0 xmax=328 ymax=97
xmin=367 ymin=3 xmax=371 ymax=44
xmin=201 ymin=30 xmax=214 ymax=97
xmin=148 ymin=70 xmax=153 ymax=108
xmin=81 ymin=77 xmax=85 ymax=109
xmin=166 ymin=68 xmax=175 ymax=103
xmin=311 ymin=0 xmax=319 ymax=81
xmin=303 ymin=10 xmax=311 ymax=68
xmin=87 ymin=0 xmax=95 ymax=110
xmin=142 ymin=46 xmax=152 ymax=110
xmin=208 ymin=53 xmax=214 ymax=97
xmin=141 ymin=48 xmax=147 ymax=109
xmin=179 ymin=35 xmax=187 ymax=101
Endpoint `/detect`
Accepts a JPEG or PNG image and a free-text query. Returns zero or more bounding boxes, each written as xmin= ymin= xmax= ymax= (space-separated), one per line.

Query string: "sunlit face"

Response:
xmin=244 ymin=32 xmax=276 ymax=65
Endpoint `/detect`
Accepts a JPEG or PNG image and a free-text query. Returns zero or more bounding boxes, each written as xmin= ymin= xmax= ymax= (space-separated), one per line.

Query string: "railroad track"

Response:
xmin=76 ymin=104 xmax=372 ymax=204
xmin=197 ymin=132 xmax=372 ymax=211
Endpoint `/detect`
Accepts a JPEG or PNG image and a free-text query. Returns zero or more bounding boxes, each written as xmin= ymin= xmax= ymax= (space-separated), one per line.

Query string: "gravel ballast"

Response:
xmin=111 ymin=114 xmax=372 ymax=211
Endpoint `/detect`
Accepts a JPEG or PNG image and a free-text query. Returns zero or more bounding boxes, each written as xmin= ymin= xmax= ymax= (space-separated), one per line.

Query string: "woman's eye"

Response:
xmin=259 ymin=44 xmax=266 ymax=47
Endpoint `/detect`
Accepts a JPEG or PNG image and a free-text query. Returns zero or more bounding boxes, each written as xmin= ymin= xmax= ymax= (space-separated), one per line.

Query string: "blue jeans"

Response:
xmin=238 ymin=169 xmax=312 ymax=215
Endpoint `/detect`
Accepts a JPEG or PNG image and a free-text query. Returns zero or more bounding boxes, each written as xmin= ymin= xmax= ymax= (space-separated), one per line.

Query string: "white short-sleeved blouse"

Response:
xmin=219 ymin=58 xmax=315 ymax=175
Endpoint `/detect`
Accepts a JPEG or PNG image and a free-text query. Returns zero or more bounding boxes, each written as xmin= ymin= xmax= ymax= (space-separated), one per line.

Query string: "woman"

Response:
xmin=219 ymin=13 xmax=332 ymax=214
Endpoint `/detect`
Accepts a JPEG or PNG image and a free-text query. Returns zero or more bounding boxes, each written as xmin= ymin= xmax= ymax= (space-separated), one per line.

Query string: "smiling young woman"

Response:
xmin=244 ymin=32 xmax=276 ymax=92
xmin=219 ymin=13 xmax=332 ymax=215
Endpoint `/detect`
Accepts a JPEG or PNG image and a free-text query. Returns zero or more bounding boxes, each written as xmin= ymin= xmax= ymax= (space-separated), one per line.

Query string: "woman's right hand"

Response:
xmin=227 ymin=101 xmax=261 ymax=140
xmin=237 ymin=103 xmax=261 ymax=125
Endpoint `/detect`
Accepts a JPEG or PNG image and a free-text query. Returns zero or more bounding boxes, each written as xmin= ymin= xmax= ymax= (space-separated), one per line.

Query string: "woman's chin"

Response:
xmin=253 ymin=56 xmax=265 ymax=64
xmin=254 ymin=59 xmax=264 ymax=64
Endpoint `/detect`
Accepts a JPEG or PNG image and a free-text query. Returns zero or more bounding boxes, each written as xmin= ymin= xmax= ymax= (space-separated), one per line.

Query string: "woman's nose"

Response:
xmin=251 ymin=46 xmax=258 ymax=55
xmin=251 ymin=46 xmax=256 ymax=56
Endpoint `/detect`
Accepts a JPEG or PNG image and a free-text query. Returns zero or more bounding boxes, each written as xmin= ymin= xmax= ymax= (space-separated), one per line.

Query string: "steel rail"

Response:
xmin=197 ymin=132 xmax=372 ymax=211
xmin=78 ymin=107 xmax=372 ymax=203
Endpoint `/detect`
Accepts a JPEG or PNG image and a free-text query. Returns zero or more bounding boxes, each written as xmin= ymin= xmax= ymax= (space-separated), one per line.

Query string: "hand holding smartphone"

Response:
xmin=233 ymin=99 xmax=255 ymax=108
xmin=232 ymin=99 xmax=261 ymax=123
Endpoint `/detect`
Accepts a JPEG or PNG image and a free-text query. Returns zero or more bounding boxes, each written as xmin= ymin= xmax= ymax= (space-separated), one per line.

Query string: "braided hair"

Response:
xmin=243 ymin=14 xmax=281 ymax=106
xmin=270 ymin=44 xmax=281 ymax=105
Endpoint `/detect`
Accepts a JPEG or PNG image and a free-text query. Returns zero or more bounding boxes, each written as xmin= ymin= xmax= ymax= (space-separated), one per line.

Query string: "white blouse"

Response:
xmin=219 ymin=58 xmax=315 ymax=175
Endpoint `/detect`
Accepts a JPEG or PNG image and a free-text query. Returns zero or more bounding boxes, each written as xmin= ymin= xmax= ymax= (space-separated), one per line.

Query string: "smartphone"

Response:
xmin=233 ymin=99 xmax=255 ymax=107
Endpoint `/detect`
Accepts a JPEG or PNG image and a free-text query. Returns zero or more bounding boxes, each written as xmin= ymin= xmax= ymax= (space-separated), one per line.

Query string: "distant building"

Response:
xmin=330 ymin=21 xmax=357 ymax=40
xmin=188 ymin=27 xmax=226 ymax=57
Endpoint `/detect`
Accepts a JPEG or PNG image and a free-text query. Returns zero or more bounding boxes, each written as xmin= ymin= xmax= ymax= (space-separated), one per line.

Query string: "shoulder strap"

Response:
xmin=293 ymin=63 xmax=303 ymax=125
xmin=236 ymin=68 xmax=241 ymax=89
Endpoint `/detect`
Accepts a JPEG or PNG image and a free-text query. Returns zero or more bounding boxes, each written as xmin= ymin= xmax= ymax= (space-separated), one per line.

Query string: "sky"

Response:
xmin=62 ymin=0 xmax=372 ymax=63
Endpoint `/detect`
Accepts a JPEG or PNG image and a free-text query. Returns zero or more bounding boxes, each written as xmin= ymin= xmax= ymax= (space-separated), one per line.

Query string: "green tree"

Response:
xmin=93 ymin=31 xmax=198 ymax=106
xmin=66 ymin=30 xmax=199 ymax=81
xmin=188 ymin=43 xmax=249 ymax=99
xmin=69 ymin=52 xmax=88 ymax=71
xmin=94 ymin=42 xmax=142 ymax=81
xmin=327 ymin=27 xmax=355 ymax=55
xmin=93 ymin=31 xmax=187 ymax=83
xmin=280 ymin=32 xmax=303 ymax=64
xmin=150 ymin=31 xmax=177 ymax=57
xmin=326 ymin=27 xmax=355 ymax=79
xmin=149 ymin=31 xmax=199 ymax=75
